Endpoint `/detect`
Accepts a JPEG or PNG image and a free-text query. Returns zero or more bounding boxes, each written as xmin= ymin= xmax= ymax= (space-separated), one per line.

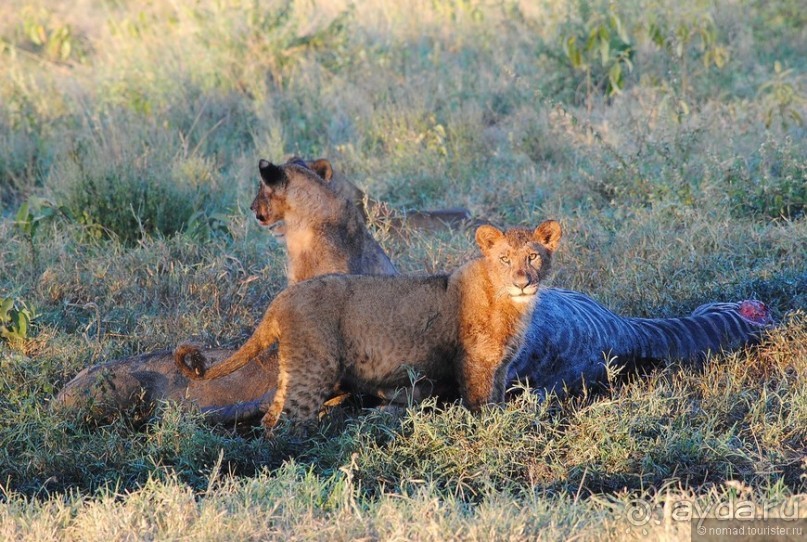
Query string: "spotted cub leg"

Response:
xmin=261 ymin=341 xmax=341 ymax=433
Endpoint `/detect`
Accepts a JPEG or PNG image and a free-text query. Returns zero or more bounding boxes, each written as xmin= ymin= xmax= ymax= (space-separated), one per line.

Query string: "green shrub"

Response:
xmin=53 ymin=149 xmax=232 ymax=245
xmin=725 ymin=137 xmax=807 ymax=220
xmin=0 ymin=296 xmax=35 ymax=347
xmin=542 ymin=0 xmax=635 ymax=108
xmin=645 ymin=8 xmax=729 ymax=100
xmin=0 ymin=100 xmax=51 ymax=204
xmin=758 ymin=61 xmax=806 ymax=130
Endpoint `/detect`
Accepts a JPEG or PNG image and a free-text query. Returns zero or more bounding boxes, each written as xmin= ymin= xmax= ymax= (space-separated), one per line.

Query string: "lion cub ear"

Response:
xmin=307 ymin=159 xmax=334 ymax=182
xmin=533 ymin=220 xmax=562 ymax=252
xmin=475 ymin=224 xmax=505 ymax=254
xmin=259 ymin=160 xmax=286 ymax=186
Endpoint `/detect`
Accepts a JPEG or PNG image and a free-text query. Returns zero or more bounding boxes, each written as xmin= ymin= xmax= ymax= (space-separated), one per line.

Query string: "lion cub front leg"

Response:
xmin=261 ymin=344 xmax=340 ymax=434
xmin=457 ymin=351 xmax=510 ymax=410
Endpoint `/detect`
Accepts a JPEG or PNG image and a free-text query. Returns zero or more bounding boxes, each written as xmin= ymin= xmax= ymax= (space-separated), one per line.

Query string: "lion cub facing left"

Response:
xmin=176 ymin=220 xmax=562 ymax=431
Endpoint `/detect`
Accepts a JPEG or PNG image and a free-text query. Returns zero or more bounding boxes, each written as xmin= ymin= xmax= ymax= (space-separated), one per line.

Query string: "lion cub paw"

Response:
xmin=174 ymin=344 xmax=207 ymax=379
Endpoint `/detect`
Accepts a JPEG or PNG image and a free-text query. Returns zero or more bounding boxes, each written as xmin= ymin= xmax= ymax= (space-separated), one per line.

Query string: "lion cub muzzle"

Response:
xmin=508 ymin=269 xmax=539 ymax=301
xmin=508 ymin=288 xmax=539 ymax=302
xmin=250 ymin=159 xmax=290 ymax=228
xmin=250 ymin=193 xmax=276 ymax=227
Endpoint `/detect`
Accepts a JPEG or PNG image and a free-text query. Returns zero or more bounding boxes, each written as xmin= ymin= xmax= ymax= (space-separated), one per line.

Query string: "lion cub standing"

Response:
xmin=176 ymin=221 xmax=562 ymax=430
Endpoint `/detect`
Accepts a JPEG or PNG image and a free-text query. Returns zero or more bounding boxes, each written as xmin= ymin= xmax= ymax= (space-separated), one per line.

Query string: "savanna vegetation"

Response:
xmin=1 ymin=0 xmax=805 ymax=539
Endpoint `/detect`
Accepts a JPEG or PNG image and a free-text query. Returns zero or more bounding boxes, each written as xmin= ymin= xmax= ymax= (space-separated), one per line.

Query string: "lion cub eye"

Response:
xmin=499 ymin=256 xmax=510 ymax=265
xmin=528 ymin=253 xmax=539 ymax=262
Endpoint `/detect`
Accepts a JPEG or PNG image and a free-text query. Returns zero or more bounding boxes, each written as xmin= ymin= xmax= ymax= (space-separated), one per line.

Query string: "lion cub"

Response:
xmin=250 ymin=158 xmax=397 ymax=283
xmin=176 ymin=221 xmax=562 ymax=430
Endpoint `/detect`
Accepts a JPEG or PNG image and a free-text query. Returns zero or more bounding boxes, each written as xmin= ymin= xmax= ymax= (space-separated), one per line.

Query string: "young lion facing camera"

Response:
xmin=176 ymin=213 xmax=562 ymax=431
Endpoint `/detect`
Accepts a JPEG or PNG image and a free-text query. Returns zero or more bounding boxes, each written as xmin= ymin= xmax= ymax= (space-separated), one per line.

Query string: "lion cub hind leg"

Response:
xmin=261 ymin=342 xmax=341 ymax=434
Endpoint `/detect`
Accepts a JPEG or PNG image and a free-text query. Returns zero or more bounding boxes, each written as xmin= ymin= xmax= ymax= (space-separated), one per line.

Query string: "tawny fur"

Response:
xmin=308 ymin=157 xmax=479 ymax=236
xmin=55 ymin=158 xmax=405 ymax=421
xmin=250 ymin=158 xmax=397 ymax=282
xmin=176 ymin=222 xmax=562 ymax=430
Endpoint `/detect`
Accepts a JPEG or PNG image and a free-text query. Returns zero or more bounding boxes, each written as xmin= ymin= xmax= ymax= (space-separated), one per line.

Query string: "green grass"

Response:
xmin=1 ymin=0 xmax=805 ymax=539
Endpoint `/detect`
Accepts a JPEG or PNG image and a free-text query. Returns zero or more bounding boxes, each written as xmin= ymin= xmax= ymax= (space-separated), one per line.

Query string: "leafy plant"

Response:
xmin=14 ymin=196 xmax=62 ymax=264
xmin=0 ymin=297 xmax=36 ymax=346
xmin=18 ymin=7 xmax=78 ymax=62
xmin=192 ymin=0 xmax=353 ymax=91
xmin=647 ymin=10 xmax=729 ymax=100
xmin=758 ymin=61 xmax=806 ymax=130
xmin=14 ymin=196 xmax=59 ymax=239
xmin=560 ymin=1 xmax=634 ymax=110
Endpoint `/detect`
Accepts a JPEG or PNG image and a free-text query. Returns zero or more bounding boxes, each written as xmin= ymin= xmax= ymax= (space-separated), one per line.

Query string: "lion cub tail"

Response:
xmin=175 ymin=305 xmax=282 ymax=381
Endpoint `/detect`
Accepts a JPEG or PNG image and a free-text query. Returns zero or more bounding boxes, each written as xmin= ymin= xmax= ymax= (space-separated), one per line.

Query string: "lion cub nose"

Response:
xmin=513 ymin=271 xmax=531 ymax=290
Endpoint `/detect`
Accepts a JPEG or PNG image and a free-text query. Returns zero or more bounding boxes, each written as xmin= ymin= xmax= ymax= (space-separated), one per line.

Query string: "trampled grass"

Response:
xmin=1 ymin=0 xmax=805 ymax=539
